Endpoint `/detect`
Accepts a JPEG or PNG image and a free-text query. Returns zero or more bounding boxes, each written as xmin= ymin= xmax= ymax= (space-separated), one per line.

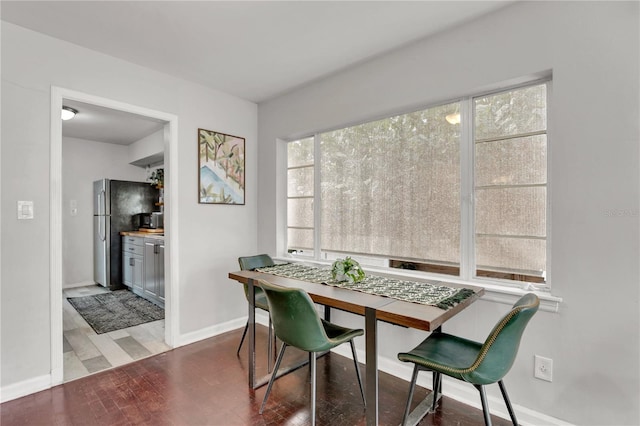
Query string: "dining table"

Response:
xmin=228 ymin=264 xmax=484 ymax=426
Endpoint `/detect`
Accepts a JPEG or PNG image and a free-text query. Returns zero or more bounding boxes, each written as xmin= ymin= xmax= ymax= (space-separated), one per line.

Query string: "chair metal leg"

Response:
xmin=475 ymin=384 xmax=492 ymax=426
xmin=259 ymin=343 xmax=288 ymax=414
xmin=310 ymin=351 xmax=317 ymax=426
xmin=273 ymin=322 xmax=277 ymax=363
xmin=267 ymin=316 xmax=273 ymax=373
xmin=498 ymin=380 xmax=519 ymax=426
xmin=236 ymin=321 xmax=248 ymax=356
xmin=401 ymin=365 xmax=420 ymax=426
xmin=349 ymin=340 xmax=366 ymax=406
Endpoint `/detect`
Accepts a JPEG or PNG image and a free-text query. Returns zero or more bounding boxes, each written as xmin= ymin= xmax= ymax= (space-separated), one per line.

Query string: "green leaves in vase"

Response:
xmin=331 ymin=256 xmax=365 ymax=283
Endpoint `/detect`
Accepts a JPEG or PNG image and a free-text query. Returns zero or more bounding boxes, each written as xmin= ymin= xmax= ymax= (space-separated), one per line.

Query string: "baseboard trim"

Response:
xmin=330 ymin=345 xmax=573 ymax=426
xmin=63 ymin=280 xmax=98 ymax=289
xmin=429 ymin=379 xmax=573 ymax=426
xmin=176 ymin=312 xmax=270 ymax=347
xmin=0 ymin=374 xmax=52 ymax=403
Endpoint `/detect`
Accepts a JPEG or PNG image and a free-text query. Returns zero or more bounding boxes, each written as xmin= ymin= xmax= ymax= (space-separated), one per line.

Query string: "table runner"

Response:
xmin=254 ymin=263 xmax=475 ymax=310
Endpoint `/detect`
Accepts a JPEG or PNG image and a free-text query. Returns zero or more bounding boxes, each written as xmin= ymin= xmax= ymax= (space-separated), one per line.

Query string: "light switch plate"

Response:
xmin=18 ymin=201 xmax=34 ymax=219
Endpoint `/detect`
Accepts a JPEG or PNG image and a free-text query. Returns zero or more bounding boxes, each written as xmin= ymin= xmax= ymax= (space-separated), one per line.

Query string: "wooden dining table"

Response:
xmin=228 ymin=267 xmax=484 ymax=426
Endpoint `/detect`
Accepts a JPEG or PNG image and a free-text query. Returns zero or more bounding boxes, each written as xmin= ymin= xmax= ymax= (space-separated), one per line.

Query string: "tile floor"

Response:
xmin=63 ymin=285 xmax=171 ymax=382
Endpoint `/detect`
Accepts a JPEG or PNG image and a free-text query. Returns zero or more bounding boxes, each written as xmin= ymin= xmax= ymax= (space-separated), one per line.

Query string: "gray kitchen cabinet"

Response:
xmin=143 ymin=238 xmax=165 ymax=308
xmin=122 ymin=236 xmax=144 ymax=293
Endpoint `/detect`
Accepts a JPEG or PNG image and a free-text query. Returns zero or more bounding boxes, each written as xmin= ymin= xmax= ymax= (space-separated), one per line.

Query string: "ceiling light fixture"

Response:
xmin=445 ymin=112 xmax=460 ymax=125
xmin=61 ymin=106 xmax=78 ymax=121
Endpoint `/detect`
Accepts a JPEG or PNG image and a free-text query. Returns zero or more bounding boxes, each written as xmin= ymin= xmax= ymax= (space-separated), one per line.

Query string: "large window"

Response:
xmin=287 ymin=81 xmax=548 ymax=287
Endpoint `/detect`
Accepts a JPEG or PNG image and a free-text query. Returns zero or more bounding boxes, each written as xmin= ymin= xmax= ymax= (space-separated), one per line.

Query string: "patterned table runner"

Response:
xmin=254 ymin=263 xmax=475 ymax=310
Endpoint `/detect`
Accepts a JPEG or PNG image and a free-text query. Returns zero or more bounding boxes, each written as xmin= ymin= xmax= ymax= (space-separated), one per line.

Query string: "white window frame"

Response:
xmin=281 ymin=77 xmax=552 ymax=293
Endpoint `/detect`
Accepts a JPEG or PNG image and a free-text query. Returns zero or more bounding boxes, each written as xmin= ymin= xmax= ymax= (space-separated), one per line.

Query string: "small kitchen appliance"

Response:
xmin=135 ymin=212 xmax=164 ymax=229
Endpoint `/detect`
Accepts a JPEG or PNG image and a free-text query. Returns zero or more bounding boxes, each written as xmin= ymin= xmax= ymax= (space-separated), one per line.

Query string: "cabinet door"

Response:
xmin=122 ymin=251 xmax=133 ymax=287
xmin=144 ymin=240 xmax=158 ymax=297
xmin=132 ymin=255 xmax=144 ymax=293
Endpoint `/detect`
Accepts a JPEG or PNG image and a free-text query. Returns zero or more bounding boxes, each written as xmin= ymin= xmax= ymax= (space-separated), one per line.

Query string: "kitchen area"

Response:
xmin=93 ymin=178 xmax=165 ymax=308
xmin=61 ymin=100 xmax=171 ymax=382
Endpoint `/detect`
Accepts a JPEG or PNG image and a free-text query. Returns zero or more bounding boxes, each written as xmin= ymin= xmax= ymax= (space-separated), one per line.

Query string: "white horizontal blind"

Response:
xmin=474 ymin=83 xmax=548 ymax=280
xmin=287 ymin=137 xmax=314 ymax=251
xmin=319 ymin=103 xmax=461 ymax=265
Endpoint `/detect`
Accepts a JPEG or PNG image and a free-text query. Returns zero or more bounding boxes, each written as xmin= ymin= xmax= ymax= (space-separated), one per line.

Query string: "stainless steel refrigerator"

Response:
xmin=93 ymin=179 xmax=159 ymax=290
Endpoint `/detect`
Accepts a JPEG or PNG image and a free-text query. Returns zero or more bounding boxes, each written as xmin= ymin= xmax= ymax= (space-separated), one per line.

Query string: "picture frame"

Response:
xmin=198 ymin=128 xmax=245 ymax=205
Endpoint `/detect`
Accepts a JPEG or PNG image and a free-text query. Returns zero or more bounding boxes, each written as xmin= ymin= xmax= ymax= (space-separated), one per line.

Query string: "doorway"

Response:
xmin=50 ymin=87 xmax=179 ymax=384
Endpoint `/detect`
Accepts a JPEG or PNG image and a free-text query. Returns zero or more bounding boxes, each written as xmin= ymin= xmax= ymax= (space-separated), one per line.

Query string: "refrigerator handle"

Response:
xmin=98 ymin=190 xmax=106 ymax=241
xmin=97 ymin=189 xmax=104 ymax=215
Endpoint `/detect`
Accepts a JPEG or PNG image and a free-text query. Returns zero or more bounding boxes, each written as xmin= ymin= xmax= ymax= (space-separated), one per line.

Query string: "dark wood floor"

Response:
xmin=1 ymin=325 xmax=512 ymax=425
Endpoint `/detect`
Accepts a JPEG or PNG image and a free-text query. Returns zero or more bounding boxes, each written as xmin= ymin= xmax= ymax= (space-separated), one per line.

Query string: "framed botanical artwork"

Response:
xmin=198 ymin=128 xmax=245 ymax=204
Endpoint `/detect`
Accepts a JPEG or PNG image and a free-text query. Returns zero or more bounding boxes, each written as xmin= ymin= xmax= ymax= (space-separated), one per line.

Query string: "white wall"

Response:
xmin=1 ymin=22 xmax=257 ymax=390
xmin=128 ymin=128 xmax=164 ymax=166
xmin=257 ymin=2 xmax=639 ymax=425
xmin=61 ymin=136 xmax=148 ymax=287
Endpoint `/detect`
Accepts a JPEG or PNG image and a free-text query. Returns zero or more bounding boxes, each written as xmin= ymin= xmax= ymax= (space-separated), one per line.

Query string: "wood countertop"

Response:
xmin=120 ymin=230 xmax=164 ymax=240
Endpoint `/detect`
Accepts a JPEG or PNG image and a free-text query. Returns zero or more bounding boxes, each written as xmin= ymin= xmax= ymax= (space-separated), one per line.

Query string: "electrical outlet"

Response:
xmin=534 ymin=355 xmax=553 ymax=382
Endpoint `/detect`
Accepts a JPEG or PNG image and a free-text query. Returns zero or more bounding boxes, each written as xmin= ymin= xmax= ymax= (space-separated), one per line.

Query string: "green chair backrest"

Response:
xmin=238 ymin=254 xmax=275 ymax=302
xmin=462 ymin=293 xmax=540 ymax=385
xmin=238 ymin=254 xmax=275 ymax=271
xmin=258 ymin=279 xmax=334 ymax=353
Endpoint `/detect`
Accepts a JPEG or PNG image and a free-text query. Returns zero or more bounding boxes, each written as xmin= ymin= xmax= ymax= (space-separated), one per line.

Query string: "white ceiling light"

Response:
xmin=61 ymin=106 xmax=78 ymax=121
xmin=445 ymin=112 xmax=460 ymax=125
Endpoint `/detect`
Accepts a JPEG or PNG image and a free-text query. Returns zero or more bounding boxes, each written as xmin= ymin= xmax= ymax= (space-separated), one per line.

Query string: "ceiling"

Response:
xmin=2 ymin=1 xmax=514 ymax=143
xmin=62 ymin=100 xmax=166 ymax=145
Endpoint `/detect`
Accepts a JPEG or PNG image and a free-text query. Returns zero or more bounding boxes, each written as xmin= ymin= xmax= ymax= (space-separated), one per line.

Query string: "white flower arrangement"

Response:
xmin=331 ymin=256 xmax=366 ymax=283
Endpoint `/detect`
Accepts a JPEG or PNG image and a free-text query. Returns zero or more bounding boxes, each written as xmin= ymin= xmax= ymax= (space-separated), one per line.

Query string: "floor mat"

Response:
xmin=67 ymin=289 xmax=164 ymax=334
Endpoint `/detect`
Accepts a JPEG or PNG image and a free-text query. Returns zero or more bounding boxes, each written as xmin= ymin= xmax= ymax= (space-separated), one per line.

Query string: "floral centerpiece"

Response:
xmin=331 ymin=256 xmax=366 ymax=283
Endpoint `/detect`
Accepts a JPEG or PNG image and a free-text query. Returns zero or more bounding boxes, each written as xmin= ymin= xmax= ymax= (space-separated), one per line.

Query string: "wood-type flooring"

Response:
xmin=1 ymin=325 xmax=513 ymax=425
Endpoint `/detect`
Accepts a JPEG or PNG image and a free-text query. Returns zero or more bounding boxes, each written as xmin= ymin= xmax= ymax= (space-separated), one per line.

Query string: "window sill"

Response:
xmin=273 ymin=255 xmax=562 ymax=313
xmin=473 ymin=281 xmax=561 ymax=313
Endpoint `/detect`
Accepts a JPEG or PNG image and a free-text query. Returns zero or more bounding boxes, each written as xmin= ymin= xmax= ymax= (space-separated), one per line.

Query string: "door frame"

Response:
xmin=50 ymin=87 xmax=180 ymax=384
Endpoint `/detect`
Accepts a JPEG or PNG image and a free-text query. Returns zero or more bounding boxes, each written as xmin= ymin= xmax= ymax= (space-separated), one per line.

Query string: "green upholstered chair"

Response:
xmin=397 ymin=293 xmax=539 ymax=426
xmin=257 ymin=279 xmax=366 ymax=426
xmin=237 ymin=254 xmax=276 ymax=371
